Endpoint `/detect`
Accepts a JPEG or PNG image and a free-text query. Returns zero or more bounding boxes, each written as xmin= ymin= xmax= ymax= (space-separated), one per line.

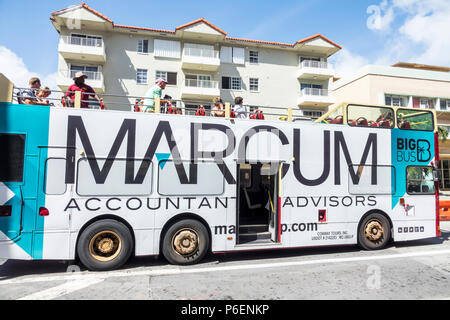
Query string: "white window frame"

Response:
xmin=70 ymin=33 xmax=103 ymax=47
xmin=249 ymin=78 xmax=259 ymax=92
xmin=154 ymin=39 xmax=181 ymax=59
xmin=136 ymin=69 xmax=148 ymax=85
xmin=137 ymin=39 xmax=149 ymax=54
xmin=420 ymin=98 xmax=430 ymax=109
xmin=249 ymin=51 xmax=259 ymax=64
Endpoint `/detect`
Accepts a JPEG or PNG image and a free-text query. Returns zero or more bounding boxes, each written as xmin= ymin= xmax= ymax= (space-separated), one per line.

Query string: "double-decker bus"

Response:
xmin=0 ymin=82 xmax=441 ymax=271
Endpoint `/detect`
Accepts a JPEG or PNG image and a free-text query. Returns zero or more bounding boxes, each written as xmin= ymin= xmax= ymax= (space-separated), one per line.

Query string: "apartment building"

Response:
xmin=51 ymin=3 xmax=341 ymax=118
xmin=332 ymin=62 xmax=450 ymax=191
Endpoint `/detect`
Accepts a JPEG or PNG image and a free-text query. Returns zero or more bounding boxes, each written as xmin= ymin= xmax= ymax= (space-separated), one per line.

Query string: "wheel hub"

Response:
xmin=98 ymin=238 xmax=114 ymax=254
xmin=365 ymin=221 xmax=384 ymax=242
xmin=89 ymin=231 xmax=122 ymax=262
xmin=173 ymin=230 xmax=198 ymax=256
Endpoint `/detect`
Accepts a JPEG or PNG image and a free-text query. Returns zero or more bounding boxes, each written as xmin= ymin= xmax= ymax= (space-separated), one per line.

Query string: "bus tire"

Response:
xmin=77 ymin=219 xmax=133 ymax=271
xmin=358 ymin=213 xmax=391 ymax=251
xmin=162 ymin=219 xmax=209 ymax=265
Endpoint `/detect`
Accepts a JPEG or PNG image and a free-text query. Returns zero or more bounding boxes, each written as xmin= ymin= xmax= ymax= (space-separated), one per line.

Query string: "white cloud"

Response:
xmin=331 ymin=49 xmax=370 ymax=79
xmin=335 ymin=0 xmax=450 ymax=78
xmin=0 ymin=46 xmax=58 ymax=90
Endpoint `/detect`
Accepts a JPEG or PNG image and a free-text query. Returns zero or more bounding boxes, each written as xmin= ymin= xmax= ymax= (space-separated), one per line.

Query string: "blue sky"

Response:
xmin=0 ymin=0 xmax=449 ymax=87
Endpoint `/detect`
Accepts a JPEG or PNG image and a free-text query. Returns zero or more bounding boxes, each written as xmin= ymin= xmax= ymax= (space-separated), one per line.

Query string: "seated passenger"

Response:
xmin=36 ymin=86 xmax=53 ymax=106
xmin=211 ymin=102 xmax=225 ymax=117
xmin=21 ymin=78 xmax=50 ymax=106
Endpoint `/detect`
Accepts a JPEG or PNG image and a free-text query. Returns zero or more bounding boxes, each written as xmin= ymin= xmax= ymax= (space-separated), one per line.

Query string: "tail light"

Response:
xmin=39 ymin=207 xmax=49 ymax=217
xmin=435 ymin=133 xmax=441 ymax=237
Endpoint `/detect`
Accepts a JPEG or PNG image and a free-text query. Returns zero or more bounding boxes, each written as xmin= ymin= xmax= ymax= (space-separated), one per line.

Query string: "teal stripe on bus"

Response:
xmin=0 ymin=102 xmax=50 ymax=259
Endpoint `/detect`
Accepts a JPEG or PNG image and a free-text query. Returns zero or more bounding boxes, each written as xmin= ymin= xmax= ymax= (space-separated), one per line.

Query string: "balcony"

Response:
xmin=181 ymin=79 xmax=220 ymax=100
xmin=57 ymin=70 xmax=105 ymax=93
xmin=58 ymin=36 xmax=106 ymax=63
xmin=182 ymin=47 xmax=220 ymax=71
xmin=297 ymin=60 xmax=335 ymax=80
xmin=298 ymin=88 xmax=335 ymax=108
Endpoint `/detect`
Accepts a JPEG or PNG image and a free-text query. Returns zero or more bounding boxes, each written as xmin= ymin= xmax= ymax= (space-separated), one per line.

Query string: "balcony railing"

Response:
xmin=300 ymin=60 xmax=330 ymax=69
xmin=184 ymin=79 xmax=219 ymax=89
xmin=183 ymin=47 xmax=219 ymax=59
xmin=300 ymin=88 xmax=330 ymax=97
xmin=61 ymin=35 xmax=103 ymax=48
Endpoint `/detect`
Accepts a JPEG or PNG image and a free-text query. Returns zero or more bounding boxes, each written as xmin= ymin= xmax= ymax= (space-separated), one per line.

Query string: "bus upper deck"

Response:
xmin=0 ymin=73 xmax=442 ymax=271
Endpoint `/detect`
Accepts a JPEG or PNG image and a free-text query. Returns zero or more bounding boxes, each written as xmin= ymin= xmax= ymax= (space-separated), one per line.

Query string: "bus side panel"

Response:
xmin=0 ymin=103 xmax=50 ymax=260
xmin=391 ymin=129 xmax=437 ymax=242
xmin=283 ymin=124 xmax=393 ymax=248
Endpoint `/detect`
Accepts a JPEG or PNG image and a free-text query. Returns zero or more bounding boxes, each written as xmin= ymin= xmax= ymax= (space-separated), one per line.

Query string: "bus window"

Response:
xmin=407 ymin=166 xmax=435 ymax=194
xmin=347 ymin=105 xmax=394 ymax=128
xmin=0 ymin=134 xmax=25 ymax=183
xmin=158 ymin=161 xmax=225 ymax=196
xmin=397 ymin=109 xmax=434 ymax=131
xmin=77 ymin=159 xmax=153 ymax=196
xmin=44 ymin=158 xmax=67 ymax=195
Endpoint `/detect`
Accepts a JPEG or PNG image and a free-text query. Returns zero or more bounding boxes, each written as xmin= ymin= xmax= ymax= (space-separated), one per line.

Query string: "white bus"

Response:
xmin=0 ymin=98 xmax=441 ymax=271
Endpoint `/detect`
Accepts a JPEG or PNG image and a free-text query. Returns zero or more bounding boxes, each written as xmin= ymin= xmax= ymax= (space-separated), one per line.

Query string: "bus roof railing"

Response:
xmin=11 ymin=86 xmax=310 ymax=122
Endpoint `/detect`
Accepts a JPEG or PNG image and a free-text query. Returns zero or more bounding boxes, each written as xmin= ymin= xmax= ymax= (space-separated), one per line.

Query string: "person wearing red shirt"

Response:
xmin=66 ymin=72 xmax=102 ymax=108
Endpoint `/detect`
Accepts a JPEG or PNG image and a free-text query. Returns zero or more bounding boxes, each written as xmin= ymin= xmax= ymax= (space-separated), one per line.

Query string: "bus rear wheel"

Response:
xmin=358 ymin=213 xmax=391 ymax=251
xmin=162 ymin=219 xmax=209 ymax=265
xmin=77 ymin=220 xmax=133 ymax=271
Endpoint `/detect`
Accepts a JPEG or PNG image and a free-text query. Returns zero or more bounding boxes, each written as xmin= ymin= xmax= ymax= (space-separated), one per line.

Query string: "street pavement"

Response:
xmin=1 ymin=223 xmax=450 ymax=300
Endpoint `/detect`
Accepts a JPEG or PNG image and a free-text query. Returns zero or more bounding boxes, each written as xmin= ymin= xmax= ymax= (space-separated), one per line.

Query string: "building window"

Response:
xmin=441 ymin=99 xmax=450 ymax=111
xmin=70 ymin=34 xmax=102 ymax=47
xmin=220 ymin=47 xmax=245 ymax=64
xmin=137 ymin=69 xmax=148 ymax=84
xmin=70 ymin=65 xmax=100 ymax=80
xmin=249 ymin=51 xmax=259 ymax=64
xmin=385 ymin=95 xmax=407 ymax=107
xmin=413 ymin=97 xmax=435 ymax=109
xmin=249 ymin=78 xmax=259 ymax=92
xmin=303 ymin=110 xmax=323 ymax=119
xmin=439 ymin=160 xmax=450 ymax=190
xmin=155 ymin=71 xmax=177 ymax=85
xmin=138 ymin=40 xmax=149 ymax=53
xmin=154 ymin=39 xmax=181 ymax=59
xmin=222 ymin=77 xmax=242 ymax=90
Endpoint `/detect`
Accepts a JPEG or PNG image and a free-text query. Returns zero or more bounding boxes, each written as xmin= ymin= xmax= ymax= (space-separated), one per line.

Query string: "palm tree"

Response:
xmin=438 ymin=126 xmax=448 ymax=142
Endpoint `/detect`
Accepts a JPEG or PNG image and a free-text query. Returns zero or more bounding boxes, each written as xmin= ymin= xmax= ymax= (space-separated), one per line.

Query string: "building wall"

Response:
xmin=57 ymin=26 xmax=333 ymax=115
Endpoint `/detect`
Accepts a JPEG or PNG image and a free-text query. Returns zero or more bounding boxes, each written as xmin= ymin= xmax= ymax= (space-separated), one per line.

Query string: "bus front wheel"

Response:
xmin=77 ymin=219 xmax=133 ymax=271
xmin=162 ymin=219 xmax=209 ymax=265
xmin=358 ymin=213 xmax=391 ymax=251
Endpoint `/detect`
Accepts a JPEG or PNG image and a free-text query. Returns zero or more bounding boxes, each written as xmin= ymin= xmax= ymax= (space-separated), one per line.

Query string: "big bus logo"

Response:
xmin=397 ymin=138 xmax=431 ymax=163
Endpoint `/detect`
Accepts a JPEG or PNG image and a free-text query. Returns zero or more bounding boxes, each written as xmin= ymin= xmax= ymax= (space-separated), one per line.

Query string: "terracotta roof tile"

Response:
xmin=51 ymin=3 xmax=341 ymax=50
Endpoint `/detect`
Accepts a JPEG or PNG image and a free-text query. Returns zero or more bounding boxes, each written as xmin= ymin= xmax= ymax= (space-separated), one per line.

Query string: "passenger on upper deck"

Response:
xmin=234 ymin=97 xmax=247 ymax=119
xmin=36 ymin=86 xmax=53 ymax=106
xmin=65 ymin=72 xmax=102 ymax=109
xmin=143 ymin=78 xmax=170 ymax=112
xmin=21 ymin=78 xmax=51 ymax=106
xmin=211 ymin=101 xmax=225 ymax=117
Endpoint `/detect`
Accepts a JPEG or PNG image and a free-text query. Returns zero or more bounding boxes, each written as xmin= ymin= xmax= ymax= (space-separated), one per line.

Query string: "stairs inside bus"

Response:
xmin=239 ymin=224 xmax=271 ymax=244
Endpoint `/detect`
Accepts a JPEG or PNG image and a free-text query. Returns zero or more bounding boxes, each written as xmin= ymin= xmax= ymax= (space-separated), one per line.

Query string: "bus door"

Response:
xmin=0 ymin=133 xmax=26 ymax=242
xmin=237 ymin=163 xmax=281 ymax=245
xmin=36 ymin=147 xmax=74 ymax=231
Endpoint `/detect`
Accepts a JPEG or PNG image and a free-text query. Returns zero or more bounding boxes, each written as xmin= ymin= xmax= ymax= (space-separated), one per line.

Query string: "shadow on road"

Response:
xmin=0 ymin=230 xmax=448 ymax=281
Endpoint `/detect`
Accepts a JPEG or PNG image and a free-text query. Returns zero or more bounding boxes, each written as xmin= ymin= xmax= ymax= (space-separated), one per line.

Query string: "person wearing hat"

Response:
xmin=142 ymin=78 xmax=170 ymax=112
xmin=65 ymin=71 xmax=102 ymax=109
xmin=22 ymin=77 xmax=51 ymax=106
